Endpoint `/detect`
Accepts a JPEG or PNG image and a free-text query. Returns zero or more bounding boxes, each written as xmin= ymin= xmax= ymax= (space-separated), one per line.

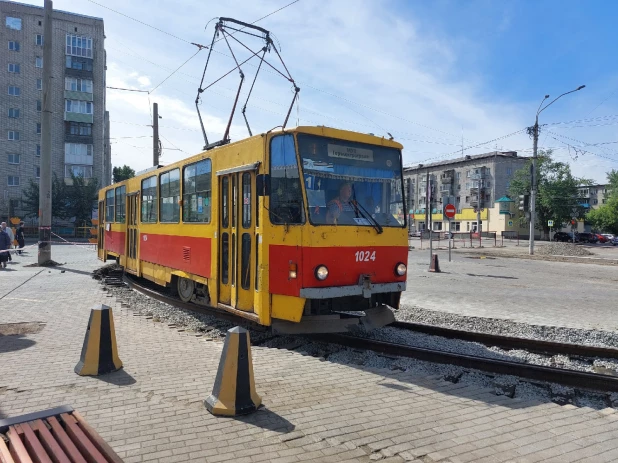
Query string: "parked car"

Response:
xmin=595 ymin=234 xmax=608 ymax=243
xmin=612 ymin=237 xmax=618 ymax=246
xmin=554 ymin=232 xmax=578 ymax=242
xmin=578 ymin=232 xmax=598 ymax=243
xmin=602 ymin=233 xmax=615 ymax=241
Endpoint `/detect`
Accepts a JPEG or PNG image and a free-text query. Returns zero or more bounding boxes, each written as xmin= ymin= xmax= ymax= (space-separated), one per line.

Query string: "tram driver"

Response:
xmin=326 ymin=182 xmax=355 ymax=224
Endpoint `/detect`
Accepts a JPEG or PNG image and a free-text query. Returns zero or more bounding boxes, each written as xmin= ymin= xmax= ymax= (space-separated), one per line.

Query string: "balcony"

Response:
xmin=469 ymin=182 xmax=485 ymax=193
xmin=440 ymin=185 xmax=451 ymax=194
xmin=440 ymin=170 xmax=454 ymax=183
xmin=470 ymin=172 xmax=486 ymax=180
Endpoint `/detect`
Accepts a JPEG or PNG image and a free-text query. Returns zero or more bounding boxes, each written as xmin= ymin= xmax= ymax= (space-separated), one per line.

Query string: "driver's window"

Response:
xmin=269 ymin=134 xmax=305 ymax=225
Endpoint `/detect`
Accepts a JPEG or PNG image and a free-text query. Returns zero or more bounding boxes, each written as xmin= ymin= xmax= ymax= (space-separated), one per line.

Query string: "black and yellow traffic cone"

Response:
xmin=74 ymin=304 xmax=123 ymax=376
xmin=205 ymin=327 xmax=261 ymax=416
xmin=429 ymin=253 xmax=441 ymax=273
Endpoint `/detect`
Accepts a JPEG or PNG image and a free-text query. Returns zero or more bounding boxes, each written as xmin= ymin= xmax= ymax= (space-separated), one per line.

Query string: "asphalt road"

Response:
xmin=401 ymin=246 xmax=618 ymax=331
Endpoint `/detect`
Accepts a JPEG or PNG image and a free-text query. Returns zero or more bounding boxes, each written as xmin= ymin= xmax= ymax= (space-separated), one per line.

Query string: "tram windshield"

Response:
xmin=297 ymin=133 xmax=405 ymax=228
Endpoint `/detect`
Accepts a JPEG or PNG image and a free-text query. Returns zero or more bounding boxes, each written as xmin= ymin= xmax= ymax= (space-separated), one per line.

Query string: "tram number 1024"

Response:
xmin=355 ymin=250 xmax=376 ymax=262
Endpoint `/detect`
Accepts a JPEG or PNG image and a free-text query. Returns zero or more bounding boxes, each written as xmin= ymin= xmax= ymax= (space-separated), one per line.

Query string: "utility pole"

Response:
xmin=529 ymin=85 xmax=585 ymax=255
xmin=529 ymin=117 xmax=539 ymax=255
xmin=153 ymin=102 xmax=159 ymax=166
xmin=427 ymin=170 xmax=433 ymax=267
xmin=38 ymin=0 xmax=53 ymax=265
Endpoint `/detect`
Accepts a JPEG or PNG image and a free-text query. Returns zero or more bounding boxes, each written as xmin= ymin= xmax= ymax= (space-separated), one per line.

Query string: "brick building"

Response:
xmin=0 ymin=0 xmax=110 ymax=220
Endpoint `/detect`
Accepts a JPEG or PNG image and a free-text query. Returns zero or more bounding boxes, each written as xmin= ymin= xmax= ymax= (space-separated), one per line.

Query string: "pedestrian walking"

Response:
xmin=0 ymin=222 xmax=13 ymax=262
xmin=16 ymin=221 xmax=25 ymax=255
xmin=0 ymin=223 xmax=11 ymax=269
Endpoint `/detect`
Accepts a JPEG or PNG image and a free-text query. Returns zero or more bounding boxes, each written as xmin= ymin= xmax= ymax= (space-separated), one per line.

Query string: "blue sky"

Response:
xmin=26 ymin=0 xmax=618 ymax=183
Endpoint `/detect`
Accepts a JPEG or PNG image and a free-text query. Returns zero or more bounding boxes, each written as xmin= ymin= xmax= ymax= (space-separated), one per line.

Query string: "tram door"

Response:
xmin=218 ymin=171 xmax=256 ymax=311
xmin=125 ymin=193 xmax=139 ymax=274
xmin=97 ymin=200 xmax=105 ymax=260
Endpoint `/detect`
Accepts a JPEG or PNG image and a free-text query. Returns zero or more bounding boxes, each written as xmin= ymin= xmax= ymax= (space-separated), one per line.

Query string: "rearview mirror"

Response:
xmin=256 ymin=174 xmax=270 ymax=196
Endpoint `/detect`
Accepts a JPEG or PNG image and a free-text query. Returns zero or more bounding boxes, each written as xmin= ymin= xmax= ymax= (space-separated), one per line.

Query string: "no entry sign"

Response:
xmin=444 ymin=204 xmax=456 ymax=219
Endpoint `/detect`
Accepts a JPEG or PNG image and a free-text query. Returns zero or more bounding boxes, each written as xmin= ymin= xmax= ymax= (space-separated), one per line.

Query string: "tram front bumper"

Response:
xmin=299 ymin=281 xmax=406 ymax=299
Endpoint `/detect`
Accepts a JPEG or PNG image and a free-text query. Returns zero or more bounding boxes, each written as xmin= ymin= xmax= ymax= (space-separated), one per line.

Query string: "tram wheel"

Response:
xmin=177 ymin=277 xmax=195 ymax=303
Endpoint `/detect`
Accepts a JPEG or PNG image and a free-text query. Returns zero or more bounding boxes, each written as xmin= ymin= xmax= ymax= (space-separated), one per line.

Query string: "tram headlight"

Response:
xmin=395 ymin=263 xmax=407 ymax=276
xmin=315 ymin=265 xmax=329 ymax=281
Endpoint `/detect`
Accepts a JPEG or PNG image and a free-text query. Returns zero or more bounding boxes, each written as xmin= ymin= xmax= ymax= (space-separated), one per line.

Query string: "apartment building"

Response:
xmin=403 ymin=151 xmax=530 ymax=235
xmin=0 ymin=0 xmax=110 ymax=220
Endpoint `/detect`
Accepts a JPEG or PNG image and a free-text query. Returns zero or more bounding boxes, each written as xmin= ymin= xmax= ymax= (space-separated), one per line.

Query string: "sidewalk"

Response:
xmin=2 ymin=246 xmax=618 ymax=462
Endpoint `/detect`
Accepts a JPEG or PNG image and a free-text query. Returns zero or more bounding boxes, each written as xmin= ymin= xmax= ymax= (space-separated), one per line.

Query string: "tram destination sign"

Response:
xmin=327 ymin=144 xmax=374 ymax=162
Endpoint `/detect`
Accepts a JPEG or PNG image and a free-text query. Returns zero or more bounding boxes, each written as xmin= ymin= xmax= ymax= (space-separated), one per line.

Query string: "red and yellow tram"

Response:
xmin=97 ymin=126 xmax=408 ymax=333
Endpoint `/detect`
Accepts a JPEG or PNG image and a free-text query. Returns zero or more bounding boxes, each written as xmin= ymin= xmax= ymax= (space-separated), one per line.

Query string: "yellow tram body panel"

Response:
xmin=98 ymin=126 xmax=408 ymax=330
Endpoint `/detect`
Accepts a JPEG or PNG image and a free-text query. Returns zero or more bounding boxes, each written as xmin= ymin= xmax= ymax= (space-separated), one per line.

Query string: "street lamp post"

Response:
xmin=529 ymin=85 xmax=585 ymax=255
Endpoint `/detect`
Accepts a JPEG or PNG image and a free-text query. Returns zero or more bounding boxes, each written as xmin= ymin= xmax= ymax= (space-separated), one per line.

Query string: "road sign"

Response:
xmin=444 ymin=204 xmax=456 ymax=219
xmin=508 ymin=220 xmax=513 ymax=227
xmin=548 ymin=220 xmax=554 ymax=227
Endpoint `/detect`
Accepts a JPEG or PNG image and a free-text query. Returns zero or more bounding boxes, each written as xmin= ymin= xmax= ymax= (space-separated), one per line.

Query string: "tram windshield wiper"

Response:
xmin=352 ymin=200 xmax=383 ymax=234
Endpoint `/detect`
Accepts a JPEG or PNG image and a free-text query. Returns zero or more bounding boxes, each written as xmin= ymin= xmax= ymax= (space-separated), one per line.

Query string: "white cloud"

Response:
xmin=44 ymin=0 xmax=618 ymax=182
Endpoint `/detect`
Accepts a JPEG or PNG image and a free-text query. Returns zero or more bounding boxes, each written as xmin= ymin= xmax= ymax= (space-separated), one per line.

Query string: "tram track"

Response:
xmin=116 ymin=272 xmax=618 ymax=393
xmin=317 ymin=333 xmax=618 ymax=393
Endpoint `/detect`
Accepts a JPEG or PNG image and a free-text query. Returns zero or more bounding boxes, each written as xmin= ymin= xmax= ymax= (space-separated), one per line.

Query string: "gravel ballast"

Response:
xmin=99 ymin=277 xmax=618 ymax=409
xmin=535 ymin=242 xmax=593 ymax=257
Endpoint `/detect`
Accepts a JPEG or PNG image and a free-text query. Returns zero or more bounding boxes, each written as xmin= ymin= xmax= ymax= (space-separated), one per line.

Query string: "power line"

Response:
xmin=106 ymin=86 xmax=149 ymax=93
xmin=150 ymin=49 xmax=203 ymax=94
xmin=84 ymin=0 xmax=205 ymax=48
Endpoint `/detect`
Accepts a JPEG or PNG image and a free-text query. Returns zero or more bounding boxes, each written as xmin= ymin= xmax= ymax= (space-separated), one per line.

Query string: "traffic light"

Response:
xmin=518 ymin=194 xmax=530 ymax=212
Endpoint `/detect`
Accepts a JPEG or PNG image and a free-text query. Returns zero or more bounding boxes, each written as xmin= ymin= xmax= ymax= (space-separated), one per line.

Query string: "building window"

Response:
xmin=37 ymin=100 xmax=41 ymax=111
xmin=8 ymin=131 xmax=20 ymax=141
xmin=465 ymin=196 xmax=470 ymax=202
xmin=487 ymin=181 xmax=491 ymax=187
xmin=466 ymin=170 xmax=470 ymax=178
xmin=8 ymin=41 xmax=20 ymax=51
xmin=65 ymin=165 xmax=92 ymax=178
xmin=37 ymin=123 xmax=41 ymax=134
xmin=433 ymin=222 xmax=442 ymax=231
xmin=593 ymin=199 xmax=598 ymax=205
xmin=105 ymin=189 xmax=114 ymax=222
xmin=456 ymin=196 xmax=460 ymax=203
xmin=456 ymin=172 xmax=461 ymax=179
xmin=65 ymin=142 xmax=93 ymax=157
xmin=8 ymin=63 xmax=20 ymax=73
xmin=65 ymin=56 xmax=93 ymax=71
xmin=66 ymin=34 xmax=92 ymax=58
xmin=182 ymin=159 xmax=212 ymax=223
xmin=8 ymin=85 xmax=20 ymax=96
xmin=8 ymin=108 xmax=19 ymax=118
xmin=486 ymin=168 xmax=491 ymax=175
xmin=115 ymin=186 xmax=126 ymax=223
xmin=66 ymin=122 xmax=92 ymax=136
xmin=6 ymin=17 xmax=22 ymax=30
xmin=36 ymin=144 xmax=41 ymax=156
xmin=35 ymin=34 xmax=43 ymax=46
xmin=159 ymin=169 xmax=180 ymax=222
xmin=8 ymin=176 xmax=20 ymax=186
xmin=466 ymin=182 xmax=470 ymax=189
xmin=37 ymin=79 xmax=42 ymax=90
xmin=8 ymin=154 xmax=20 ymax=164
xmin=65 ymin=77 xmax=93 ymax=93
xmin=35 ymin=167 xmax=40 ymax=178
xmin=603 ymin=199 xmax=607 ymax=204
xmin=65 ymin=100 xmax=93 ymax=114
xmin=506 ymin=167 xmax=512 ymax=176
xmin=35 ymin=56 xmax=42 ymax=68
xmin=141 ymin=176 xmax=158 ymax=223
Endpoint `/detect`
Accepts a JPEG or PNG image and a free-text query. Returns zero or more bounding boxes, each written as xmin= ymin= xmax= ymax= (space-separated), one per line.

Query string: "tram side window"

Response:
xmin=182 ymin=159 xmax=211 ymax=223
xmin=115 ymin=186 xmax=126 ymax=223
xmin=105 ymin=189 xmax=114 ymax=222
xmin=160 ymin=168 xmax=180 ymax=222
xmin=141 ymin=176 xmax=157 ymax=223
xmin=269 ymin=134 xmax=305 ymax=224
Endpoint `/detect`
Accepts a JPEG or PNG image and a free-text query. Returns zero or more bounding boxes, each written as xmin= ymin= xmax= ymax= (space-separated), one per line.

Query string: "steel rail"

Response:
xmin=318 ymin=334 xmax=618 ymax=392
xmin=390 ymin=321 xmax=618 ymax=359
xmin=121 ymin=274 xmax=266 ymax=331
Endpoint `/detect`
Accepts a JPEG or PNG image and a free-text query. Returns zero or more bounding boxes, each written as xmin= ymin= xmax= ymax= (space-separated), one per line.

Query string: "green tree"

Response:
xmin=113 ymin=165 xmax=135 ymax=183
xmin=20 ymin=173 xmax=70 ymax=220
xmin=586 ymin=170 xmax=618 ymax=234
xmin=66 ymin=173 xmax=99 ymax=227
xmin=509 ymin=150 xmax=591 ymax=239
